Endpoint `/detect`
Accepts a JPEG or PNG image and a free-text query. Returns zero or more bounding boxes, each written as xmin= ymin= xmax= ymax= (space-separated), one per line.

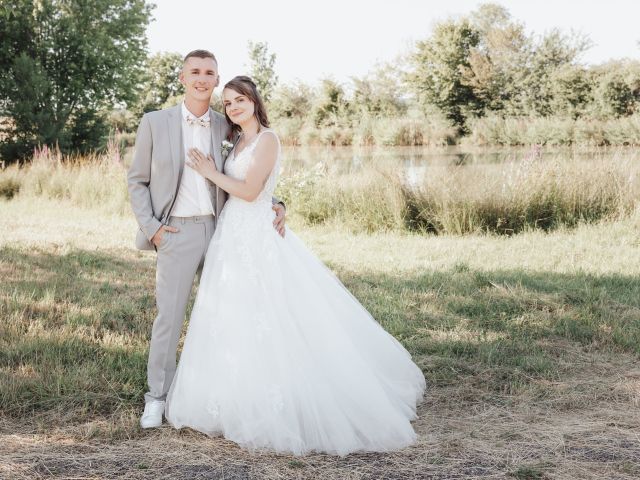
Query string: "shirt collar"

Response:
xmin=181 ymin=102 xmax=210 ymax=123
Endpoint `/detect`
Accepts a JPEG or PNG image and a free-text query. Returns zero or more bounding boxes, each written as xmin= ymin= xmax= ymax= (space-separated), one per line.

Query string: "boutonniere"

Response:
xmin=221 ymin=140 xmax=234 ymax=159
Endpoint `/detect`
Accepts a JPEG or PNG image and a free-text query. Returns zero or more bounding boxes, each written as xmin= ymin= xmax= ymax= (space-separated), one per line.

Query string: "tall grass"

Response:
xmin=0 ymin=144 xmax=130 ymax=215
xmin=2 ymin=146 xmax=637 ymax=236
xmin=410 ymin=153 xmax=636 ymax=234
xmin=274 ymin=113 xmax=457 ymax=147
xmin=468 ymin=114 xmax=640 ymax=147
xmin=273 ymin=114 xmax=640 ymax=147
xmin=278 ymin=149 xmax=639 ymax=235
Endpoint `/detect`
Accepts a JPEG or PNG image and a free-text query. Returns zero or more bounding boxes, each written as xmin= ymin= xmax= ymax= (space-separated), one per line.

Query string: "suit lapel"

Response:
xmin=209 ymin=108 xmax=223 ymax=171
xmin=167 ymin=105 xmax=184 ymax=183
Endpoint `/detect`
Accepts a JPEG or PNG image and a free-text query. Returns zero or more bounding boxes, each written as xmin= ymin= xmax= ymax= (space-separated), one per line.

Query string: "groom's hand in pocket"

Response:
xmin=152 ymin=225 xmax=180 ymax=247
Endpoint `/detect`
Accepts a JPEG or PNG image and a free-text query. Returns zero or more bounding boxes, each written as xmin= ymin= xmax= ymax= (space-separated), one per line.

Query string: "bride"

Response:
xmin=164 ymin=76 xmax=426 ymax=456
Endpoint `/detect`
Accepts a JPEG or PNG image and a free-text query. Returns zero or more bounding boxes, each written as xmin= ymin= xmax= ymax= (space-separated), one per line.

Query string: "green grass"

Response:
xmin=1 ymin=198 xmax=639 ymax=406
xmin=0 ymin=247 xmax=151 ymax=419
xmin=1 ymin=194 xmax=639 ymax=477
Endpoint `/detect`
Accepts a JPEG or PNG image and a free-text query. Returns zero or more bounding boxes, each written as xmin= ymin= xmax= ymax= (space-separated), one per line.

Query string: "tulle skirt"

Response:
xmin=165 ymin=198 xmax=426 ymax=456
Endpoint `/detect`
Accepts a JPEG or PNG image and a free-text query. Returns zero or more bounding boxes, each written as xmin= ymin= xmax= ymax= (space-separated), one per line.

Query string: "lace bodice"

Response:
xmin=223 ymin=129 xmax=280 ymax=205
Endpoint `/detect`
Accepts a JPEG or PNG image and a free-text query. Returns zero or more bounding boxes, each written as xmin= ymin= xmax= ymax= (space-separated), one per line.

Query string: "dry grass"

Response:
xmin=2 ymin=352 xmax=639 ymax=479
xmin=467 ymin=115 xmax=640 ymax=147
xmin=277 ymin=147 xmax=640 ymax=235
xmin=1 ymin=197 xmax=639 ymax=479
xmin=3 ymin=145 xmax=638 ymax=236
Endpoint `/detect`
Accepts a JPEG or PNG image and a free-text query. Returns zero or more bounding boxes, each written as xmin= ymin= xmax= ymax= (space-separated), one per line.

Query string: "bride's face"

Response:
xmin=223 ymin=87 xmax=255 ymax=125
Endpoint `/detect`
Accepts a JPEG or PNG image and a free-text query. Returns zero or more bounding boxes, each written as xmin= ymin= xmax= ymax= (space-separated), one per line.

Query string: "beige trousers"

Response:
xmin=144 ymin=214 xmax=215 ymax=403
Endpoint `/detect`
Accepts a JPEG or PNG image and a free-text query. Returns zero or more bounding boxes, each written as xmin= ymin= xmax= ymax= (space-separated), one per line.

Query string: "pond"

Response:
xmin=282 ymin=145 xmax=638 ymax=170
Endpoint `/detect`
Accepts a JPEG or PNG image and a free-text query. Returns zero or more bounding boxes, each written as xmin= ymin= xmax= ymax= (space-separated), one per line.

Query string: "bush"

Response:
xmin=0 ymin=174 xmax=21 ymax=199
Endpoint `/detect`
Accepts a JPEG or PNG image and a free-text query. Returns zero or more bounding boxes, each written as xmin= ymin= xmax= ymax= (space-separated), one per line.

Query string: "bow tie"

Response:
xmin=185 ymin=115 xmax=210 ymax=127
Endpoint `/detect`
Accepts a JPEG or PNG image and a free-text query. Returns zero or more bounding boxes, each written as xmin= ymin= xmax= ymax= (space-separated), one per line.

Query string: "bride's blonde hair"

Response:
xmin=223 ymin=76 xmax=270 ymax=141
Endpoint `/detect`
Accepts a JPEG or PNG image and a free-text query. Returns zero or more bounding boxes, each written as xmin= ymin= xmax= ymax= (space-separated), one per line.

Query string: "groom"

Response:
xmin=128 ymin=49 xmax=286 ymax=428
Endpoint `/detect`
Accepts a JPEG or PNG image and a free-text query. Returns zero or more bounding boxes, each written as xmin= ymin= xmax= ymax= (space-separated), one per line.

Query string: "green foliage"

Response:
xmin=593 ymin=67 xmax=638 ymax=117
xmin=407 ymin=18 xmax=482 ymax=128
xmin=2 ymin=146 xmax=130 ymax=214
xmin=275 ymin=149 xmax=639 ymax=235
xmin=547 ymin=65 xmax=593 ymax=118
xmin=136 ymin=52 xmax=184 ymax=115
xmin=0 ymin=0 xmax=153 ymax=162
xmin=352 ymin=62 xmax=408 ymax=117
xmin=5 ymin=146 xmax=637 ymax=236
xmin=464 ymin=4 xmax=531 ymax=114
xmin=0 ymin=175 xmax=20 ymax=199
xmin=404 ymin=3 xmax=640 ymax=132
xmin=268 ymin=81 xmax=314 ymax=120
xmin=263 ymin=3 xmax=640 ymax=146
xmin=247 ymin=41 xmax=278 ymax=102
xmin=518 ymin=29 xmax=592 ymax=116
xmin=311 ymin=78 xmax=349 ymax=127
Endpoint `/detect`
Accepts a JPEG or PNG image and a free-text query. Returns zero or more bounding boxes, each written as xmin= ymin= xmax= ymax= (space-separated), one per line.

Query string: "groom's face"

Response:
xmin=180 ymin=56 xmax=219 ymax=103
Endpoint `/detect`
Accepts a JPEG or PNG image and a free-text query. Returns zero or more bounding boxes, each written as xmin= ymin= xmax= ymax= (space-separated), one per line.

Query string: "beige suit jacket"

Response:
xmin=127 ymin=104 xmax=230 ymax=250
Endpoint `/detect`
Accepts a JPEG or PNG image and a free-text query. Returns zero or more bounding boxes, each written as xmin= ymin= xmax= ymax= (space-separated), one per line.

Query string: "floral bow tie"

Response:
xmin=186 ymin=115 xmax=210 ymax=127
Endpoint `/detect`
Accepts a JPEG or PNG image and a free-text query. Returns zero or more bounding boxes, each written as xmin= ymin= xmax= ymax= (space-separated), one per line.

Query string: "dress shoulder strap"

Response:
xmin=254 ymin=129 xmax=280 ymax=150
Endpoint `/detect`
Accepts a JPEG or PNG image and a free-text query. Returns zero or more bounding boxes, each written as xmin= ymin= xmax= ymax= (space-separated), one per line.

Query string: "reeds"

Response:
xmin=278 ymin=148 xmax=638 ymax=235
xmin=2 ymin=146 xmax=637 ymax=236
xmin=468 ymin=115 xmax=640 ymax=147
xmin=1 ymin=143 xmax=129 ymax=215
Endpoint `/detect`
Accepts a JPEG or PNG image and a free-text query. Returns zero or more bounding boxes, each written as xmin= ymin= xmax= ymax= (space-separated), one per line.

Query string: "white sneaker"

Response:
xmin=140 ymin=400 xmax=165 ymax=429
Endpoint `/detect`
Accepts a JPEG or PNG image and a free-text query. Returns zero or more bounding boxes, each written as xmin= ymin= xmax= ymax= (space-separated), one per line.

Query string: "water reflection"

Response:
xmin=282 ymin=145 xmax=639 ymax=172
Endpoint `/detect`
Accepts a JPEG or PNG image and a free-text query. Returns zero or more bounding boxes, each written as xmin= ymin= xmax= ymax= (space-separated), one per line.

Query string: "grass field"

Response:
xmin=1 ymin=196 xmax=640 ymax=479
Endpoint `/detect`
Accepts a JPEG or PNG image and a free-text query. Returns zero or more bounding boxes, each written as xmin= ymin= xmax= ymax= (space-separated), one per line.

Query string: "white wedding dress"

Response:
xmin=164 ymin=130 xmax=426 ymax=456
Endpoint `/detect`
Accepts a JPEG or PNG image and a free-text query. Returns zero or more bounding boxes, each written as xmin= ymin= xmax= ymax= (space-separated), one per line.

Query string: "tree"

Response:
xmin=247 ymin=41 xmax=278 ymax=102
xmin=463 ymin=3 xmax=531 ymax=115
xmin=136 ymin=52 xmax=184 ymax=115
xmin=593 ymin=68 xmax=636 ymax=117
xmin=269 ymin=81 xmax=314 ymax=120
xmin=519 ymin=29 xmax=591 ymax=116
xmin=311 ymin=78 xmax=348 ymax=127
xmin=352 ymin=62 xmax=408 ymax=117
xmin=0 ymin=0 xmax=153 ymax=161
xmin=407 ymin=19 xmax=482 ymax=129
xmin=547 ymin=65 xmax=593 ymax=118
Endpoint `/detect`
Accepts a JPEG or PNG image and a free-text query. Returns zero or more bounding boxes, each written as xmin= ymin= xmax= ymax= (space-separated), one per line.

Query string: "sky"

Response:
xmin=147 ymin=0 xmax=640 ymax=86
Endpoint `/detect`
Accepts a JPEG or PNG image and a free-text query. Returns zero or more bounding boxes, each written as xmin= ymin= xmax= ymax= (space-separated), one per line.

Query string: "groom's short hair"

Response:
xmin=183 ymin=49 xmax=217 ymax=64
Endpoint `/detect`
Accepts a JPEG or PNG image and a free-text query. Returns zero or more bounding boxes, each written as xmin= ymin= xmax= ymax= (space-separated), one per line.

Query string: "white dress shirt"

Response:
xmin=171 ymin=102 xmax=215 ymax=217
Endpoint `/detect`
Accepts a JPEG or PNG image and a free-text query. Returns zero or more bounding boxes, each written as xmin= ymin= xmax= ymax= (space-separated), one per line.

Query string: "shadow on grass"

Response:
xmin=336 ymin=262 xmax=640 ymax=390
xmin=0 ymin=246 xmax=157 ymax=418
xmin=1 ymin=246 xmax=639 ymax=420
